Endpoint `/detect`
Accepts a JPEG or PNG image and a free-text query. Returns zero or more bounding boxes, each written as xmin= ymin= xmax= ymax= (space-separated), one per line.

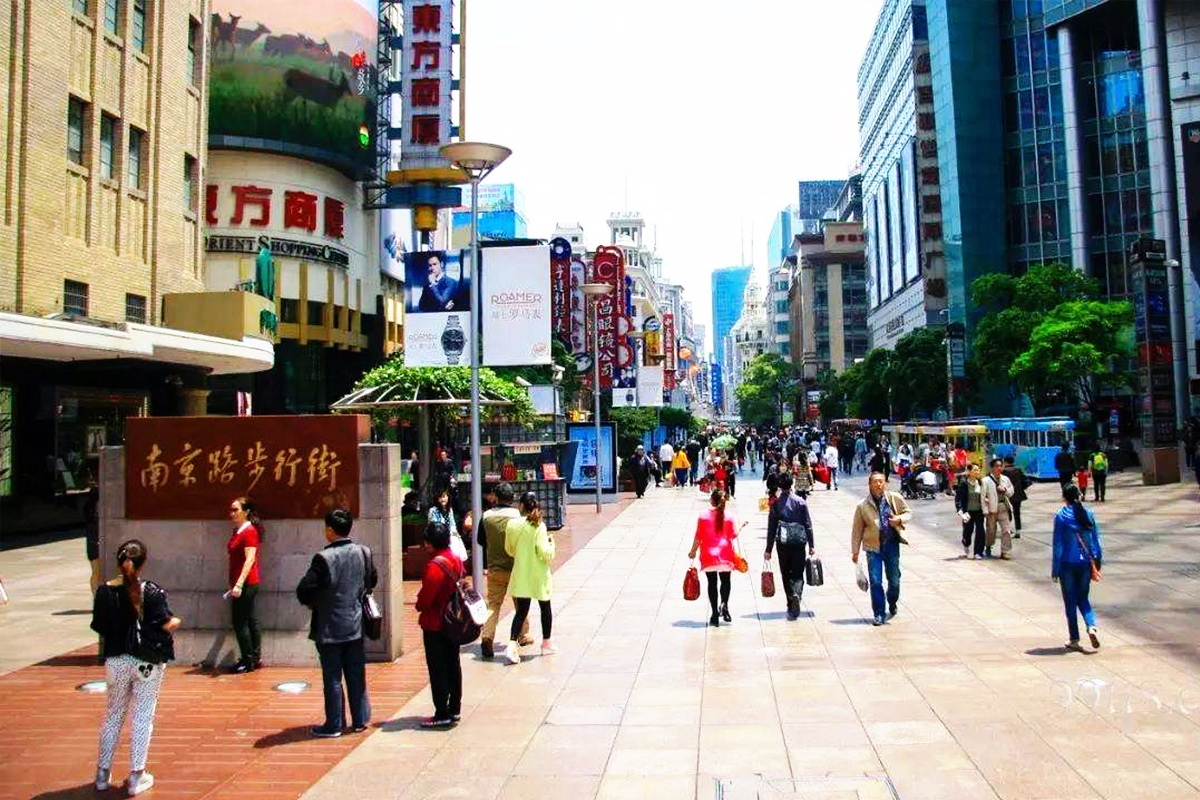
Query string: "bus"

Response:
xmin=942 ymin=423 xmax=988 ymax=468
xmin=983 ymin=417 xmax=1075 ymax=479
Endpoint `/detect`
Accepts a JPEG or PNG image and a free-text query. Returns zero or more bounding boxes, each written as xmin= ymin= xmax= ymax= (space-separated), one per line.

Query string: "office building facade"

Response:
xmin=790 ymin=222 xmax=871 ymax=381
xmin=797 ymin=181 xmax=845 ymax=233
xmin=710 ymin=264 xmax=753 ymax=369
xmin=768 ymin=206 xmax=799 ymax=265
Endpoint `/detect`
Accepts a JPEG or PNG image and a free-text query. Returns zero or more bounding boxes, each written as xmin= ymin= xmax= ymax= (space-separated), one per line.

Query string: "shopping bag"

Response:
xmin=855 ymin=556 xmax=869 ymax=592
xmin=683 ymin=564 xmax=700 ymax=601
xmin=757 ymin=496 xmax=769 ymax=513
xmin=761 ymin=558 xmax=776 ymax=598
xmin=814 ymin=464 xmax=830 ymax=486
xmin=805 ymin=557 xmax=824 ymax=587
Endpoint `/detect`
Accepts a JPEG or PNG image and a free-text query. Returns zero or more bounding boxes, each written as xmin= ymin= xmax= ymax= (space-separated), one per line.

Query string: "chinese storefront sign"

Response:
xmin=1130 ymin=238 xmax=1177 ymax=448
xmin=569 ymin=257 xmax=587 ymax=358
xmin=550 ymin=238 xmax=572 ymax=345
xmin=126 ymin=415 xmax=369 ymax=520
xmin=207 ymin=184 xmax=346 ymax=240
xmin=591 ymin=246 xmax=626 ymax=389
xmin=400 ymin=0 xmax=455 ymax=171
xmin=662 ymin=313 xmax=677 ymax=391
xmin=481 ymin=245 xmax=551 ymax=366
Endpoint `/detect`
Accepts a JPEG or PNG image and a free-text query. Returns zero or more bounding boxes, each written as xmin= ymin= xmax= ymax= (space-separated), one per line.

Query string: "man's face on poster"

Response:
xmin=427 ymin=256 xmax=443 ymax=285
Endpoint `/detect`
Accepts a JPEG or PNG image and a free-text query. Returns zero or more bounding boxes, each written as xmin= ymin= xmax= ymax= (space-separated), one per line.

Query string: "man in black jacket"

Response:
xmin=1054 ymin=443 xmax=1075 ymax=488
xmin=296 ymin=508 xmax=378 ymax=738
xmin=628 ymin=445 xmax=655 ymax=498
xmin=1002 ymin=456 xmax=1030 ymax=535
xmin=764 ymin=473 xmax=815 ymax=620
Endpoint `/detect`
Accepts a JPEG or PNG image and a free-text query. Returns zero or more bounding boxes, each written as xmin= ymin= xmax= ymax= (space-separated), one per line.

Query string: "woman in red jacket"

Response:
xmin=415 ymin=521 xmax=462 ymax=728
xmin=227 ymin=496 xmax=262 ymax=673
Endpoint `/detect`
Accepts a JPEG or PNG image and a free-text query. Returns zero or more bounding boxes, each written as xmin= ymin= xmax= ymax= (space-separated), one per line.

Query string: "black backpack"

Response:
xmin=430 ymin=558 xmax=484 ymax=645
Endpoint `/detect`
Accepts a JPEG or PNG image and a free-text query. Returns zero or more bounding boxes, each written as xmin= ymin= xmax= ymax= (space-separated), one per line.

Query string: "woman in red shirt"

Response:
xmin=688 ymin=489 xmax=740 ymax=627
xmin=227 ymin=496 xmax=262 ymax=673
xmin=415 ymin=521 xmax=462 ymax=728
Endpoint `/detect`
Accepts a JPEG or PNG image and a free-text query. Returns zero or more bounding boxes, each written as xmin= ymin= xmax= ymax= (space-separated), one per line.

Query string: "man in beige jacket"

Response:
xmin=982 ymin=458 xmax=1015 ymax=560
xmin=851 ymin=472 xmax=912 ymax=625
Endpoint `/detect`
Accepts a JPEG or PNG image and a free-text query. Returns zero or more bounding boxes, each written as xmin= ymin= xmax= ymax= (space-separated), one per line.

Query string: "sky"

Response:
xmin=461 ymin=0 xmax=885 ymax=355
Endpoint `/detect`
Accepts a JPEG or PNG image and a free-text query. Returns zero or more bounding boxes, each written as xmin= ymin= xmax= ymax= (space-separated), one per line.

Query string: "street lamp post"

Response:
xmin=439 ymin=141 xmax=511 ymax=593
xmin=580 ymin=283 xmax=613 ymax=513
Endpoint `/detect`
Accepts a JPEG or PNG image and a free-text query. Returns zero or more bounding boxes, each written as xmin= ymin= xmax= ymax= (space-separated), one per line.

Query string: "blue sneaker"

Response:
xmin=872 ymin=616 xmax=885 ymax=626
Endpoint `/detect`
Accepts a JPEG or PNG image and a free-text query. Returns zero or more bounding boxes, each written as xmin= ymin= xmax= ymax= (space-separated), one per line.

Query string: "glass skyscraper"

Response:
xmin=710 ymin=265 xmax=753 ymax=368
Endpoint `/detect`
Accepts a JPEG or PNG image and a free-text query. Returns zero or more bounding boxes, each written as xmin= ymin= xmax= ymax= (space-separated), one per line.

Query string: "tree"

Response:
xmin=606 ymin=407 xmax=660 ymax=466
xmin=1009 ymin=300 xmax=1134 ymax=412
xmin=853 ymin=348 xmax=892 ymax=419
xmin=884 ymin=327 xmax=948 ymax=419
xmin=815 ymin=368 xmax=847 ymax=421
xmin=735 ymin=353 xmax=797 ymax=427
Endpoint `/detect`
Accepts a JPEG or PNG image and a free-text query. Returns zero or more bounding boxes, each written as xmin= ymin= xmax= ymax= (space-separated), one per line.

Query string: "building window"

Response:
xmin=307 ymin=300 xmax=326 ymax=326
xmin=279 ymin=299 xmax=299 ymax=323
xmin=125 ymin=293 xmax=147 ymax=323
xmin=183 ymin=155 xmax=196 ymax=210
xmin=72 ymin=0 xmax=88 ymax=15
xmin=127 ymin=126 xmax=143 ymax=189
xmin=104 ymin=0 xmax=119 ymax=35
xmin=188 ymin=17 xmax=200 ymax=84
xmin=99 ymin=114 xmax=116 ymax=180
xmin=922 ymin=195 xmax=941 ymax=214
xmin=67 ymin=97 xmax=87 ymax=165
xmin=64 ymin=280 xmax=89 ymax=316
xmin=131 ymin=0 xmax=146 ymax=52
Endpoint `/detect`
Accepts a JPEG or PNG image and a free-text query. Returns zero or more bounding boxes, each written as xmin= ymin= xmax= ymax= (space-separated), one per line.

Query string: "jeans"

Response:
xmin=231 ymin=583 xmax=261 ymax=663
xmin=962 ymin=510 xmax=986 ymax=556
xmin=689 ymin=464 xmax=698 ymax=485
xmin=1058 ymin=563 xmax=1096 ymax=643
xmin=826 ymin=466 xmax=838 ymax=489
xmin=1093 ymin=471 xmax=1106 ymax=501
xmin=865 ymin=538 xmax=901 ymax=619
xmin=316 ymin=638 xmax=370 ymax=731
xmin=674 ymin=468 xmax=688 ymax=487
xmin=775 ymin=542 xmax=807 ymax=608
xmin=511 ymin=597 xmax=552 ymax=641
xmin=422 ymin=630 xmax=462 ymax=720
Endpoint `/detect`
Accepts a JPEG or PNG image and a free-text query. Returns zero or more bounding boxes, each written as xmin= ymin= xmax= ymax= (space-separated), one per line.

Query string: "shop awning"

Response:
xmin=329 ymin=382 xmax=516 ymax=412
xmin=0 ymin=312 xmax=274 ymax=375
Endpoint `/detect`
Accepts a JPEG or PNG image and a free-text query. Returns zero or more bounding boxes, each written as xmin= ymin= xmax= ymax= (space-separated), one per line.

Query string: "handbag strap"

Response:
xmin=1072 ymin=526 xmax=1097 ymax=568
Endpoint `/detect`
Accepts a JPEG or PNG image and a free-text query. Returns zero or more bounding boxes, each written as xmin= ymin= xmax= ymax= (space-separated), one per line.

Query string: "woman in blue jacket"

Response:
xmin=1052 ymin=484 xmax=1103 ymax=651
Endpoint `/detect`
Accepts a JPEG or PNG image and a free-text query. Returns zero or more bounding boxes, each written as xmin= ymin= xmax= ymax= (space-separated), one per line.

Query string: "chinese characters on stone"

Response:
xmin=141 ymin=442 xmax=342 ymax=493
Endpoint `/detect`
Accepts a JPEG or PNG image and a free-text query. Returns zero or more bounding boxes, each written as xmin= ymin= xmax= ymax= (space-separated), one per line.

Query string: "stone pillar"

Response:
xmin=178 ymin=388 xmax=210 ymax=416
xmin=1057 ymin=23 xmax=1089 ymax=274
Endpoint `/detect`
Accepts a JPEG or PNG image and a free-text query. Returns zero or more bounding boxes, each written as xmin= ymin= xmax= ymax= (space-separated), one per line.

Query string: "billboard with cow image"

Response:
xmin=209 ymin=0 xmax=377 ymax=171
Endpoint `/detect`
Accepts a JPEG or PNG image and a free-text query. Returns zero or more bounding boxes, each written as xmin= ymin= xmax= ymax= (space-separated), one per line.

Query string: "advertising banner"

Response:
xmin=637 ymin=365 xmax=664 ymax=407
xmin=611 ymin=387 xmax=638 ymax=408
xmin=400 ymin=0 xmax=455 ymax=171
xmin=566 ymin=423 xmax=616 ymax=494
xmin=1130 ymin=238 xmax=1177 ymax=448
xmin=662 ymin=313 xmax=677 ymax=390
xmin=569 ymin=257 xmax=587 ymax=358
xmin=592 ymin=246 xmax=625 ymax=389
xmin=381 ymin=208 xmax=407 ymax=280
xmin=208 ymin=0 xmax=377 ymax=168
xmin=550 ymin=238 xmax=572 ymax=344
xmin=126 ymin=415 xmax=369 ymax=519
xmin=481 ymin=245 xmax=551 ymax=366
xmin=403 ymin=250 xmax=470 ymax=366
xmin=711 ymin=361 xmax=723 ymax=411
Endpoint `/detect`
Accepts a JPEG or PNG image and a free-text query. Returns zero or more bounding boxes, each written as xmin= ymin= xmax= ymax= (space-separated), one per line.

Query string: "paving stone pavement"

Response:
xmin=302 ymin=471 xmax=1200 ymax=800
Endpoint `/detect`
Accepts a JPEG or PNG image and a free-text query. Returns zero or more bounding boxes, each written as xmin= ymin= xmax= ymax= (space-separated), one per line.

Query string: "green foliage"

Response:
xmin=607 ymin=407 xmax=660 ymax=463
xmin=815 ymin=368 xmax=848 ymax=421
xmin=494 ymin=339 xmax=584 ymax=408
xmin=854 ymin=348 xmax=892 ymax=419
xmin=884 ymin=328 xmax=948 ymax=419
xmin=660 ymin=406 xmax=700 ymax=438
xmin=735 ymin=353 xmax=798 ymax=427
xmin=1009 ymin=300 xmax=1134 ymax=411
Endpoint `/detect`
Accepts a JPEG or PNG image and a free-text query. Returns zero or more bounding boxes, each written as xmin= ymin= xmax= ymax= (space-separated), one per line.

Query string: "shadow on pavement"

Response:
xmin=828 ymin=618 xmax=872 ymax=625
xmin=378 ymin=716 xmax=449 ymax=733
xmin=1025 ymin=646 xmax=1094 ymax=657
xmin=30 ymin=783 xmax=103 ymax=799
xmin=254 ymin=725 xmax=323 ymax=748
xmin=35 ymin=652 xmax=99 ymax=668
xmin=671 ymin=620 xmax=710 ymax=628
xmin=51 ymin=609 xmax=92 ymax=616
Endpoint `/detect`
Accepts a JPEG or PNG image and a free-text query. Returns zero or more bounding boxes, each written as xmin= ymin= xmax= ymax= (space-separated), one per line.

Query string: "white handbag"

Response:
xmin=855 ymin=556 xmax=869 ymax=592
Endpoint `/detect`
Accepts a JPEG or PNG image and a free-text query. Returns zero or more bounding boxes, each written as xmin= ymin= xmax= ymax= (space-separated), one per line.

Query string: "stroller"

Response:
xmin=901 ymin=465 xmax=941 ymax=499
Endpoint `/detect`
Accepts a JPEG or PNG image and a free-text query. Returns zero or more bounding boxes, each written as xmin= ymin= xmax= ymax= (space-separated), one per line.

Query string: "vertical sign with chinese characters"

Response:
xmin=401 ymin=1 xmax=455 ymax=171
xmin=591 ymin=246 xmax=625 ymax=389
xmin=550 ymin=238 xmax=572 ymax=344
xmin=662 ymin=313 xmax=677 ymax=391
xmin=126 ymin=416 xmax=369 ymax=519
xmin=569 ymin=257 xmax=587 ymax=358
xmin=1130 ymin=238 xmax=1177 ymax=448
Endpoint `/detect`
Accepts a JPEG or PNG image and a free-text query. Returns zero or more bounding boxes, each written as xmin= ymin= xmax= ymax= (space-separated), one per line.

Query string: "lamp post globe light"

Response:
xmin=438 ymin=142 xmax=511 ymax=593
xmin=580 ymin=283 xmax=614 ymax=513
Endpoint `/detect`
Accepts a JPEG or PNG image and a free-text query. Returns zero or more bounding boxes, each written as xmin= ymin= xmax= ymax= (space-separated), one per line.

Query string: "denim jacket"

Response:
xmin=1051 ymin=505 xmax=1102 ymax=578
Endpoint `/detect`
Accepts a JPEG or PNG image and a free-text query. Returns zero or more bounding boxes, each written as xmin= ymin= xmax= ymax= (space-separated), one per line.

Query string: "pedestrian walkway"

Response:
xmin=301 ymin=476 xmax=1200 ymax=800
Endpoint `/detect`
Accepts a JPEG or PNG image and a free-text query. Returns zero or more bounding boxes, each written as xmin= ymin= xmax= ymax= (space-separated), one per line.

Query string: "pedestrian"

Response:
xmin=1003 ymin=456 xmax=1030 ymax=536
xmin=629 ymin=445 xmax=655 ymax=498
xmin=1054 ymin=442 xmax=1075 ymax=489
xmin=429 ymin=488 xmax=467 ymax=561
xmin=1089 ymin=447 xmax=1108 ymax=502
xmin=414 ymin=521 xmax=462 ymax=727
xmin=504 ymin=492 xmax=556 ymax=663
xmin=850 ymin=472 xmax=911 ymax=625
xmin=91 ymin=539 xmax=181 ymax=795
xmin=823 ymin=441 xmax=840 ymax=490
xmin=689 ymin=489 xmax=741 ymax=627
xmin=956 ymin=464 xmax=987 ymax=559
xmin=226 ymin=496 xmax=263 ymax=673
xmin=983 ymin=458 xmax=1016 ymax=560
xmin=296 ymin=508 xmax=378 ymax=737
xmin=672 ymin=446 xmax=691 ymax=489
xmin=477 ymin=483 xmax=532 ymax=660
xmin=658 ymin=440 xmax=674 ymax=487
xmin=84 ymin=469 xmax=102 ymax=596
xmin=686 ymin=438 xmax=702 ymax=485
xmin=724 ymin=457 xmax=738 ymax=498
xmin=1052 ymin=484 xmax=1103 ymax=651
xmin=855 ymin=435 xmax=868 ymax=472
xmin=764 ymin=473 xmax=815 ymax=620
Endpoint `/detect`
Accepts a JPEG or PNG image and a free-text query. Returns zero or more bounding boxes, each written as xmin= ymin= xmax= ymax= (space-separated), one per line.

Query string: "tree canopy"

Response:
xmin=353 ymin=357 xmax=536 ymax=429
xmin=735 ymin=353 xmax=797 ymax=427
xmin=884 ymin=327 xmax=948 ymax=419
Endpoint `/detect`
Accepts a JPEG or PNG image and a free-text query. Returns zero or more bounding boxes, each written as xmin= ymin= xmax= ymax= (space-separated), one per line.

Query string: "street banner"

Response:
xmin=637 ymin=365 xmax=664 ymax=407
xmin=569 ymin=257 xmax=587 ymax=358
xmin=663 ymin=313 xmax=677 ymax=390
xmin=611 ymin=387 xmax=638 ymax=407
xmin=550 ymin=238 xmax=572 ymax=344
xmin=381 ymin=208 xmax=407 ymax=281
xmin=566 ymin=423 xmax=616 ymax=493
xmin=403 ymin=250 xmax=470 ymax=366
xmin=592 ymin=246 xmax=625 ymax=389
xmin=481 ymin=244 xmax=551 ymax=365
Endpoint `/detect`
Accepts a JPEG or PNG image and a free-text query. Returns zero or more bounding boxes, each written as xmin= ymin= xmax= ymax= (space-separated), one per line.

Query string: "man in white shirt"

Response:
xmin=823 ymin=442 xmax=840 ymax=490
xmin=658 ymin=441 xmax=674 ymax=488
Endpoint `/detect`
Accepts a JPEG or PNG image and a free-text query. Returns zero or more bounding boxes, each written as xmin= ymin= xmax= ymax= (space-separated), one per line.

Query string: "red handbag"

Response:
xmin=761 ymin=558 xmax=776 ymax=598
xmin=814 ymin=464 xmax=830 ymax=485
xmin=683 ymin=563 xmax=700 ymax=601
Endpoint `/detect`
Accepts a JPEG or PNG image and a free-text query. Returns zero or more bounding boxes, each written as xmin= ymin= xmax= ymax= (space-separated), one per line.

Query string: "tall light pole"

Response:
xmin=439 ymin=141 xmax=511 ymax=592
xmin=581 ymin=283 xmax=613 ymax=513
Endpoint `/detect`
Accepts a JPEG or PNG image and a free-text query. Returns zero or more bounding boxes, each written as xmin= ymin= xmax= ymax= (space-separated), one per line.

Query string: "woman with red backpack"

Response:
xmin=415 ymin=521 xmax=463 ymax=728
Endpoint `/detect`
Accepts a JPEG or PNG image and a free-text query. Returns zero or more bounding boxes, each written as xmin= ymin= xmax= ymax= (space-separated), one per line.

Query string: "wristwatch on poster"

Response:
xmin=441 ymin=315 xmax=465 ymax=364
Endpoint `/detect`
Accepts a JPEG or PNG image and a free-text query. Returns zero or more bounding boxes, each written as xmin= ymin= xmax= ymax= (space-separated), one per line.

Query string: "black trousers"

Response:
xmin=726 ymin=474 xmax=736 ymax=497
xmin=634 ymin=478 xmax=648 ymax=498
xmin=230 ymin=584 xmax=261 ymax=663
xmin=705 ymin=571 xmax=731 ymax=617
xmin=511 ymin=597 xmax=552 ymax=641
xmin=962 ymin=510 xmax=986 ymax=556
xmin=317 ymin=638 xmax=369 ymax=730
xmin=1093 ymin=471 xmax=1106 ymax=501
xmin=776 ymin=542 xmax=807 ymax=606
xmin=1012 ymin=499 xmax=1023 ymax=531
xmin=422 ymin=630 xmax=462 ymax=720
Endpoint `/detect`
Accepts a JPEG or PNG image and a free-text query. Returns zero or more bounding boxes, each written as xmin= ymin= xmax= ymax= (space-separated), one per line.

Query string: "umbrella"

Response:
xmin=710 ymin=434 xmax=737 ymax=453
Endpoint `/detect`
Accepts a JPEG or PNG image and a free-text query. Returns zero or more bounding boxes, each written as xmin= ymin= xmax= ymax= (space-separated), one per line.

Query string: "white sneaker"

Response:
xmin=95 ymin=768 xmax=110 ymax=791
xmin=541 ymin=640 xmax=558 ymax=656
xmin=505 ymin=640 xmax=521 ymax=665
xmin=963 ymin=545 xmax=970 ymax=557
xmin=127 ymin=771 xmax=154 ymax=796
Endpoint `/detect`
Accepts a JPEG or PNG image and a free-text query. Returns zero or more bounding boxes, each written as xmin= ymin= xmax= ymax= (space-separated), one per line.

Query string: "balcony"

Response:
xmin=162 ymin=290 xmax=278 ymax=344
